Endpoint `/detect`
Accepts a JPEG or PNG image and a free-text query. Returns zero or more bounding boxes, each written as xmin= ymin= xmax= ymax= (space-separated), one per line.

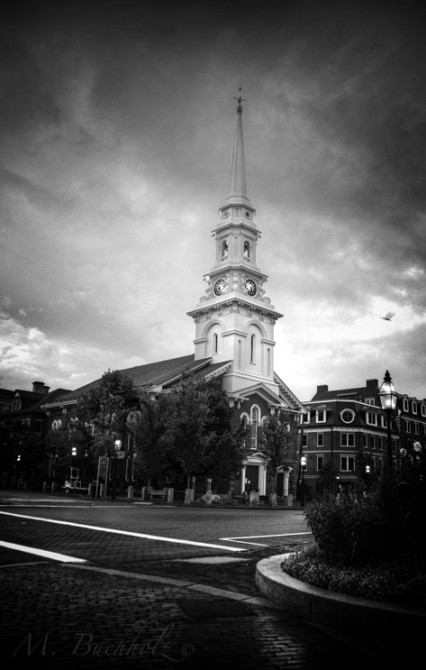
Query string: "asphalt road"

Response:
xmin=0 ymin=491 xmax=311 ymax=568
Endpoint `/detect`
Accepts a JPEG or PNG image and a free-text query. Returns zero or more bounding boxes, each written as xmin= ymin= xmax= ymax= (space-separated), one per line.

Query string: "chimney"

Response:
xmin=316 ymin=385 xmax=328 ymax=393
xmin=32 ymin=381 xmax=48 ymax=394
xmin=366 ymin=379 xmax=378 ymax=388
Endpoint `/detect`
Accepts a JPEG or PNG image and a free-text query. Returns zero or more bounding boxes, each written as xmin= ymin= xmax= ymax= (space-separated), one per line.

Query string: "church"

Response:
xmin=43 ymin=92 xmax=304 ymax=499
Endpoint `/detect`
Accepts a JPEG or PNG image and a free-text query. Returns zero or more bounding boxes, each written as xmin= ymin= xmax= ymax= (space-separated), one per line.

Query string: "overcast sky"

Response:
xmin=1 ymin=0 xmax=426 ymax=403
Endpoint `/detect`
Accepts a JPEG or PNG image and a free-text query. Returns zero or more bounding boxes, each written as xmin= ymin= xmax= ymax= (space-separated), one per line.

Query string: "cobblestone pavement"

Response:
xmin=0 ymin=547 xmax=395 ymax=670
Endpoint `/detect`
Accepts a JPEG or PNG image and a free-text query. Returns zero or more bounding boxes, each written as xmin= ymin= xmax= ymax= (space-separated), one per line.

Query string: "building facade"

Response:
xmin=0 ymin=381 xmax=70 ymax=488
xmin=300 ymin=377 xmax=426 ymax=500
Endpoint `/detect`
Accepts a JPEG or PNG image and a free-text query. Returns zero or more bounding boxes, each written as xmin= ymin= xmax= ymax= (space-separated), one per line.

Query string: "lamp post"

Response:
xmin=71 ymin=445 xmax=77 ymax=482
xmin=111 ymin=439 xmax=121 ymax=500
xmin=379 ymin=370 xmax=398 ymax=479
xmin=300 ymin=456 xmax=307 ymax=506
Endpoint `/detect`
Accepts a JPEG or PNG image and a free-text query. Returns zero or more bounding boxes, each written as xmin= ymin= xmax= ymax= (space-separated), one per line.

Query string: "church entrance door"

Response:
xmin=245 ymin=465 xmax=259 ymax=492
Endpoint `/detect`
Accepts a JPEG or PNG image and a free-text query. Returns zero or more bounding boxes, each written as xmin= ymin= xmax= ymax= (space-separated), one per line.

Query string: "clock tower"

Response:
xmin=188 ymin=91 xmax=283 ymax=398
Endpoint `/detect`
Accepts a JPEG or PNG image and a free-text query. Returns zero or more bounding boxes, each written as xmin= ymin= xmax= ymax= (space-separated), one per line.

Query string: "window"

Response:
xmin=403 ymin=397 xmax=409 ymax=412
xmin=302 ymin=434 xmax=307 ymax=447
xmin=316 ymin=409 xmax=326 ymax=423
xmin=221 ymin=240 xmax=228 ymax=259
xmin=421 ymin=404 xmax=426 ymax=418
xmin=365 ymin=398 xmax=375 ymax=405
xmin=381 ymin=415 xmax=388 ymax=428
xmin=317 ymin=433 xmax=324 ymax=447
xmin=317 ymin=456 xmax=323 ymax=471
xmin=414 ymin=422 xmax=419 ymax=435
xmin=251 ymin=406 xmax=260 ymax=449
xmin=412 ymin=401 xmax=418 ymax=414
xmin=404 ymin=420 xmax=411 ymax=433
xmin=302 ymin=412 xmax=310 ymax=424
xmin=250 ymin=334 xmax=256 ymax=364
xmin=340 ymin=409 xmax=355 ymax=424
xmin=362 ymin=434 xmax=367 ymax=448
xmin=341 ymin=456 xmax=355 ymax=472
xmin=239 ymin=413 xmax=249 ymax=449
xmin=366 ymin=412 xmax=378 ymax=426
xmin=377 ymin=437 xmax=383 ymax=451
xmin=213 ymin=333 xmax=218 ymax=354
xmin=341 ymin=433 xmax=355 ymax=447
xmin=243 ymin=241 xmax=251 ymax=259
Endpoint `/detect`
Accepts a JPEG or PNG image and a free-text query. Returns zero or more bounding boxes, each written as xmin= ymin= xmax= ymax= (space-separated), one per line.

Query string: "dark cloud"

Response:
xmin=1 ymin=0 xmax=425 ymax=398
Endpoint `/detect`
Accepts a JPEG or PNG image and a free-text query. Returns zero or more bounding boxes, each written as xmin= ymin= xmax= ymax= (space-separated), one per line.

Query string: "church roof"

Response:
xmin=42 ymin=355 xmax=214 ymax=407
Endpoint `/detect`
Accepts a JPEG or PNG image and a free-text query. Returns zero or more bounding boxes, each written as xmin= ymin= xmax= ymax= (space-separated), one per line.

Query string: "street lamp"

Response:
xmin=300 ymin=456 xmax=307 ymax=506
xmin=379 ymin=370 xmax=398 ymax=477
xmin=111 ymin=439 xmax=122 ymax=500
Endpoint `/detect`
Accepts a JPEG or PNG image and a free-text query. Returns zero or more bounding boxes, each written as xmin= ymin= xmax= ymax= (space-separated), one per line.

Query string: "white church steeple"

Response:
xmin=188 ymin=91 xmax=283 ymax=396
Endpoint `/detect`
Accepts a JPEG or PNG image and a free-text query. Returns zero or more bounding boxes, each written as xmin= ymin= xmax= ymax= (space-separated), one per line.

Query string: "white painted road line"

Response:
xmin=0 ymin=511 xmax=247 ymax=553
xmin=0 ymin=541 xmax=87 ymax=563
xmin=220 ymin=531 xmax=312 ymax=546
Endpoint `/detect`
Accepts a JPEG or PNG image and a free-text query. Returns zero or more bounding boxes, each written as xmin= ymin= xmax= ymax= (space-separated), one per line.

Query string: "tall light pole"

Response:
xmin=379 ymin=370 xmax=398 ymax=480
xmin=111 ymin=439 xmax=121 ymax=500
xmin=300 ymin=456 xmax=307 ymax=506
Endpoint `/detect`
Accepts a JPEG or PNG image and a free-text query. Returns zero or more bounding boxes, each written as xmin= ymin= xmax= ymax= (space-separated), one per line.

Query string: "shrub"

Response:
xmin=281 ymin=545 xmax=426 ymax=607
xmin=304 ymin=492 xmax=398 ymax=566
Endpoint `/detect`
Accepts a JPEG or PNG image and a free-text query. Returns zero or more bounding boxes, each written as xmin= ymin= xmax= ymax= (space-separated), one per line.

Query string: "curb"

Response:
xmin=68 ymin=562 xmax=281 ymax=609
xmin=255 ymin=554 xmax=426 ymax=639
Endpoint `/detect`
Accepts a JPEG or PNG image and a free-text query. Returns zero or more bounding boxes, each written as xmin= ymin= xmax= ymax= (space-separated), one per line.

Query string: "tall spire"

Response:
xmin=226 ymin=87 xmax=251 ymax=207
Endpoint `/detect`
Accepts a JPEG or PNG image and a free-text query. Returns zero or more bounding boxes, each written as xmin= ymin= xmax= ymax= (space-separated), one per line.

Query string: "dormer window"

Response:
xmin=403 ymin=397 xmax=409 ymax=412
xmin=366 ymin=411 xmax=378 ymax=426
xmin=412 ymin=400 xmax=417 ymax=414
xmin=316 ymin=409 xmax=327 ymax=423
xmin=340 ymin=409 xmax=355 ymax=424
xmin=12 ymin=395 xmax=22 ymax=411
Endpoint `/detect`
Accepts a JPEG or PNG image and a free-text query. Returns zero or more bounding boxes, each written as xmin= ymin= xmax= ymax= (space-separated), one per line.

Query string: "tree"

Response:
xmin=196 ymin=380 xmax=249 ymax=490
xmin=161 ymin=377 xmax=247 ymax=490
xmin=164 ymin=378 xmax=212 ymax=486
xmin=131 ymin=392 xmax=172 ymax=486
xmin=76 ymin=369 xmax=138 ymax=460
xmin=261 ymin=409 xmax=298 ymax=502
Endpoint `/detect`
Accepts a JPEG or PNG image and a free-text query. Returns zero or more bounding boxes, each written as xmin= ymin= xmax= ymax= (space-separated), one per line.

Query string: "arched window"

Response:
xmin=221 ymin=240 xmax=228 ymax=259
xmin=243 ymin=241 xmax=250 ymax=259
xmin=250 ymin=334 xmax=256 ymax=364
xmin=239 ymin=412 xmax=249 ymax=449
xmin=251 ymin=406 xmax=260 ymax=448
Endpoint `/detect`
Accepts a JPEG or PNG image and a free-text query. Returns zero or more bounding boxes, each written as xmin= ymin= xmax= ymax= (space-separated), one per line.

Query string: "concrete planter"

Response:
xmin=255 ymin=554 xmax=426 ymax=639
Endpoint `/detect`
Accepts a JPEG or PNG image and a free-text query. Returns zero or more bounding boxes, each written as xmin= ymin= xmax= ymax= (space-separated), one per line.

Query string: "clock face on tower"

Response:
xmin=245 ymin=279 xmax=257 ymax=296
xmin=214 ymin=279 xmax=226 ymax=296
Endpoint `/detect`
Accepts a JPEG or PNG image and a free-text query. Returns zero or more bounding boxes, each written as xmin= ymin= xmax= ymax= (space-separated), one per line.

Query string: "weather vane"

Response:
xmin=234 ymin=85 xmax=246 ymax=113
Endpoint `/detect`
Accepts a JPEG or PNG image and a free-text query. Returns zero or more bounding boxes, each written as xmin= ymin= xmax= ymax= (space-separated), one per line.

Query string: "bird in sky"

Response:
xmin=381 ymin=312 xmax=395 ymax=321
